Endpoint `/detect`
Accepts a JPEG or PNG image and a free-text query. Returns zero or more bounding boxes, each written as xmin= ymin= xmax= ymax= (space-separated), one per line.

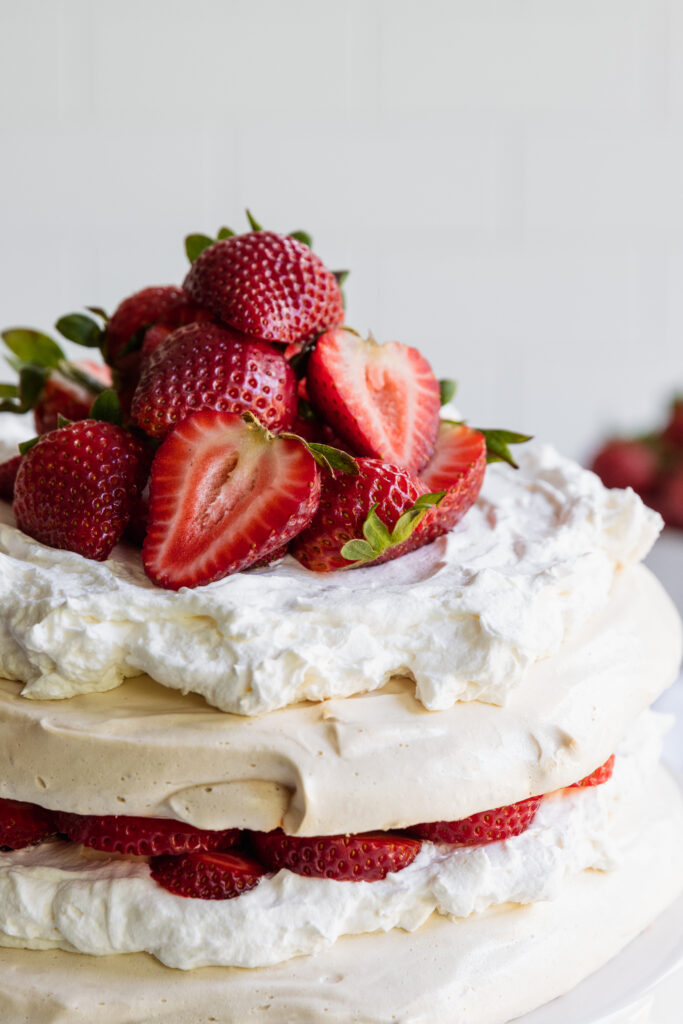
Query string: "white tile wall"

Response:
xmin=0 ymin=0 xmax=681 ymax=459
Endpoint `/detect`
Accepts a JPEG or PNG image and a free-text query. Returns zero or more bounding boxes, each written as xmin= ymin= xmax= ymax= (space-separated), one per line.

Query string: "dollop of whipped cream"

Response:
xmin=0 ymin=711 xmax=666 ymax=970
xmin=0 ymin=425 xmax=661 ymax=714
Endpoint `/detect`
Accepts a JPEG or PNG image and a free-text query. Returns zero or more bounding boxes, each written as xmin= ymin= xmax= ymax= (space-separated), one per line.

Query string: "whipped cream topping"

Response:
xmin=0 ymin=711 xmax=666 ymax=970
xmin=0 ymin=423 xmax=662 ymax=714
xmin=0 ymin=564 xmax=679 ymax=834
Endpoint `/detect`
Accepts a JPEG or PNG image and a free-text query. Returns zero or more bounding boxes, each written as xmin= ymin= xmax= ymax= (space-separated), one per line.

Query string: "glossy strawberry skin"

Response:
xmin=0 ymin=455 xmax=21 ymax=502
xmin=590 ymin=439 xmax=659 ymax=494
xmin=106 ymin=286 xmax=200 ymax=366
xmin=569 ymin=755 xmax=615 ymax=789
xmin=0 ymin=798 xmax=57 ymax=850
xmin=406 ymin=796 xmax=542 ymax=846
xmin=143 ymin=410 xmax=321 ymax=589
xmin=130 ymin=322 xmax=298 ymax=439
xmin=249 ymin=829 xmax=421 ymax=882
xmin=56 ymin=811 xmax=240 ymax=857
xmin=13 ymin=420 xmax=150 ymax=561
xmin=306 ymin=329 xmax=441 ymax=473
xmin=33 ymin=361 xmax=113 ymax=435
xmin=183 ymin=232 xmax=344 ymax=345
xmin=150 ymin=850 xmax=267 ymax=900
xmin=291 ymin=458 xmax=429 ymax=572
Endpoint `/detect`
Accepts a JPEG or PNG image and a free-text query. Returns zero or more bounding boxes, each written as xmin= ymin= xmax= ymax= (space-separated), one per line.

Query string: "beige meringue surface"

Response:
xmin=0 ymin=765 xmax=681 ymax=1024
xmin=0 ymin=564 xmax=679 ymax=835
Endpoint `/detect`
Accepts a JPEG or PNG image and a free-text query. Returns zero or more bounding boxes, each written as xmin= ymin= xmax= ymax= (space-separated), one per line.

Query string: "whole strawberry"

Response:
xmin=590 ymin=439 xmax=658 ymax=494
xmin=13 ymin=420 xmax=150 ymax=560
xmin=183 ymin=231 xmax=344 ymax=345
xmin=0 ymin=455 xmax=21 ymax=502
xmin=33 ymin=360 xmax=112 ymax=434
xmin=130 ymin=322 xmax=298 ymax=438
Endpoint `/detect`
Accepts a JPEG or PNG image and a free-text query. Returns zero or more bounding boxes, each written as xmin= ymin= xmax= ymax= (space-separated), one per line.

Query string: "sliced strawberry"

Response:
xmin=416 ymin=422 xmax=487 ymax=543
xmin=0 ymin=455 xmax=21 ymax=502
xmin=183 ymin=231 xmax=344 ymax=345
xmin=0 ymin=798 xmax=57 ymax=850
xmin=13 ymin=420 xmax=150 ymax=561
xmin=56 ymin=811 xmax=240 ymax=856
xmin=569 ymin=754 xmax=615 ymax=789
xmin=130 ymin=322 xmax=298 ymax=439
xmin=406 ymin=796 xmax=542 ymax=846
xmin=249 ymin=829 xmax=421 ymax=882
xmin=150 ymin=850 xmax=267 ymax=900
xmin=291 ymin=458 xmax=431 ymax=572
xmin=143 ymin=410 xmax=321 ymax=589
xmin=306 ymin=329 xmax=441 ymax=473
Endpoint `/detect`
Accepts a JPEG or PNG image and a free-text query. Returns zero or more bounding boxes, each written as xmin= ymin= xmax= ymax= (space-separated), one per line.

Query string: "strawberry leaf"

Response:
xmin=2 ymin=329 xmax=64 ymax=369
xmin=477 ymin=428 xmax=532 ymax=469
xmin=185 ymin=234 xmax=215 ymax=264
xmin=216 ymin=226 xmax=234 ymax=240
xmin=303 ymin=442 xmax=359 ymax=476
xmin=439 ymin=379 xmax=457 ymax=406
xmin=19 ymin=365 xmax=49 ymax=408
xmin=60 ymin=362 xmax=108 ymax=395
xmin=0 ymin=384 xmax=19 ymax=399
xmin=55 ymin=314 xmax=104 ymax=349
xmin=19 ymin=436 xmax=41 ymax=455
xmin=333 ymin=270 xmax=349 ymax=287
xmin=86 ymin=306 xmax=109 ymax=322
xmin=246 ymin=209 xmax=263 ymax=232
xmin=340 ymin=539 xmax=376 ymax=562
xmin=290 ymin=230 xmax=313 ymax=248
xmin=341 ymin=492 xmax=445 ymax=567
xmin=89 ymin=388 xmax=123 ymax=426
xmin=362 ymin=505 xmax=392 ymax=549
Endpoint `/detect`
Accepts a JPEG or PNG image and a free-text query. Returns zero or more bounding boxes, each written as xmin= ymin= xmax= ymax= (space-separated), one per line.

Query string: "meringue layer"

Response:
xmin=0 ymin=443 xmax=661 ymax=715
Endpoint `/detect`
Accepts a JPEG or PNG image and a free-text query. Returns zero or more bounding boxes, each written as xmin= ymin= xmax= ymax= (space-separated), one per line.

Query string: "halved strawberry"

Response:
xmin=56 ymin=811 xmax=240 ymax=856
xmin=416 ymin=422 xmax=487 ymax=543
xmin=406 ymin=796 xmax=542 ymax=846
xmin=183 ymin=231 xmax=344 ymax=345
xmin=569 ymin=754 xmax=615 ymax=789
xmin=130 ymin=322 xmax=298 ymax=439
xmin=0 ymin=798 xmax=57 ymax=850
xmin=150 ymin=850 xmax=267 ymax=900
xmin=249 ymin=829 xmax=421 ymax=882
xmin=143 ymin=410 xmax=321 ymax=589
xmin=306 ymin=329 xmax=441 ymax=473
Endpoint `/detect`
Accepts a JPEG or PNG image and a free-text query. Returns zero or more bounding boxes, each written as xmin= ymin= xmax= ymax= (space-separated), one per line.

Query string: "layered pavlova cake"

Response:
xmin=0 ymin=216 xmax=681 ymax=1024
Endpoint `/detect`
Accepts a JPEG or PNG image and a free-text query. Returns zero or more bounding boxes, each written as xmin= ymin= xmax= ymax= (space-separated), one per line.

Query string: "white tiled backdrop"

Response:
xmin=1 ymin=0 xmax=682 ymax=460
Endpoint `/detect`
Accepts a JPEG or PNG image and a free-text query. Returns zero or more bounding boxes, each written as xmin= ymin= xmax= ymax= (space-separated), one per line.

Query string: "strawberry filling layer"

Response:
xmin=0 ymin=756 xmax=615 ymax=901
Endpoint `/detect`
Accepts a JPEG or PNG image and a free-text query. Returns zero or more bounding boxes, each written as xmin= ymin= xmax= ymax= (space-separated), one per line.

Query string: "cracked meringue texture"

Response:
xmin=0 ymin=711 xmax=668 ymax=971
xmin=0 ymin=426 xmax=663 ymax=715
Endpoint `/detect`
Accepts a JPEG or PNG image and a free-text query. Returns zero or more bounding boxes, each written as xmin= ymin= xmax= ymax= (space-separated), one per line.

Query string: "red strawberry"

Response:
xmin=183 ymin=232 xmax=344 ymax=345
xmin=569 ymin=754 xmax=615 ymax=789
xmin=0 ymin=798 xmax=57 ymax=850
xmin=150 ymin=850 xmax=267 ymax=900
xmin=13 ymin=420 xmax=150 ymax=561
xmin=33 ymin=360 xmax=113 ymax=434
xmin=143 ymin=410 xmax=321 ymax=589
xmin=130 ymin=322 xmax=298 ymax=439
xmin=291 ymin=458 xmax=431 ymax=572
xmin=653 ymin=468 xmax=683 ymax=529
xmin=249 ymin=829 xmax=421 ymax=882
xmin=140 ymin=323 xmax=173 ymax=362
xmin=306 ymin=329 xmax=441 ymax=473
xmin=123 ymin=491 xmax=149 ymax=547
xmin=56 ymin=811 xmax=240 ymax=856
xmin=0 ymin=454 xmax=21 ymax=502
xmin=406 ymin=796 xmax=542 ymax=846
xmin=663 ymin=397 xmax=683 ymax=448
xmin=106 ymin=286 xmax=201 ymax=366
xmin=417 ymin=422 xmax=487 ymax=542
xmin=590 ymin=439 xmax=658 ymax=494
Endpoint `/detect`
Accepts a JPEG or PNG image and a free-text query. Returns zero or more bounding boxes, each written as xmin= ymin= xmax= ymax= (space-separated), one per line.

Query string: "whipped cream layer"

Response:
xmin=0 ymin=432 xmax=661 ymax=714
xmin=3 ymin=768 xmax=682 ymax=1024
xmin=0 ymin=712 xmax=665 ymax=970
xmin=1 ymin=564 xmax=678 ymax=834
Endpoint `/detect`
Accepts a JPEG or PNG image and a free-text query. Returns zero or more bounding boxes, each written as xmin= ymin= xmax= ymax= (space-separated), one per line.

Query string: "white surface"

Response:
xmin=1 ymin=2 xmax=683 ymax=460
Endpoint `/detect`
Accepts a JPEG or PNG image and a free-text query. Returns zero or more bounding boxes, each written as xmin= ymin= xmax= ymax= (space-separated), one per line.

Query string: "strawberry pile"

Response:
xmin=0 ymin=212 xmax=528 ymax=589
xmin=590 ymin=398 xmax=683 ymax=529
xmin=0 ymin=754 xmax=616 ymax=899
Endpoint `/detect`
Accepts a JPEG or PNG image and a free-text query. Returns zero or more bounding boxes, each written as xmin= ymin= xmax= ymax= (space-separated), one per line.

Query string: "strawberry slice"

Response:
xmin=249 ymin=829 xmax=421 ymax=882
xmin=56 ymin=811 xmax=240 ymax=856
xmin=417 ymin=422 xmax=487 ymax=542
xmin=569 ymin=754 xmax=615 ymax=789
xmin=406 ymin=796 xmax=542 ymax=846
xmin=306 ymin=329 xmax=441 ymax=473
xmin=0 ymin=798 xmax=57 ymax=850
xmin=150 ymin=850 xmax=267 ymax=900
xmin=142 ymin=410 xmax=321 ymax=589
